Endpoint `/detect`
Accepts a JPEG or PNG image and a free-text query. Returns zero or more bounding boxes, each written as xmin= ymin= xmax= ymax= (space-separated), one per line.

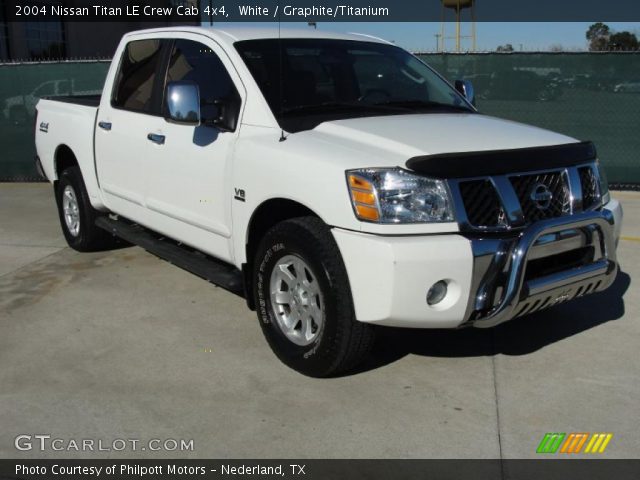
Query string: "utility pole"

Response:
xmin=455 ymin=3 xmax=461 ymax=52
xmin=434 ymin=33 xmax=442 ymax=52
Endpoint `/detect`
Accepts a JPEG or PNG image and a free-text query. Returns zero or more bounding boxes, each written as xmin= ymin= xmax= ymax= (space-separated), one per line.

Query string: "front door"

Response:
xmin=144 ymin=36 xmax=244 ymax=261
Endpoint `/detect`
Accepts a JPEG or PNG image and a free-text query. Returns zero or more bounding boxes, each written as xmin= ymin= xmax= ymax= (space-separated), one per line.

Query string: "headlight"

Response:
xmin=346 ymin=168 xmax=454 ymax=223
xmin=596 ymin=161 xmax=610 ymax=204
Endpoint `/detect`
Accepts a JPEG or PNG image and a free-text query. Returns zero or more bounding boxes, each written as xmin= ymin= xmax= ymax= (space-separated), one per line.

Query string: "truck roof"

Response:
xmin=124 ymin=26 xmax=391 ymax=47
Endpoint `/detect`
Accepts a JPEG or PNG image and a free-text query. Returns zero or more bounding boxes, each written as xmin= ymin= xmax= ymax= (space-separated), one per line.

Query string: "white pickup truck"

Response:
xmin=35 ymin=27 xmax=623 ymax=377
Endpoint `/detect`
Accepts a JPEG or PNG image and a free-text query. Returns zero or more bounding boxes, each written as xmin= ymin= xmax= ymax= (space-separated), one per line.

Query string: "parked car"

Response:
xmin=35 ymin=27 xmax=622 ymax=376
xmin=613 ymin=81 xmax=640 ymax=93
xmin=472 ymin=70 xmax=563 ymax=101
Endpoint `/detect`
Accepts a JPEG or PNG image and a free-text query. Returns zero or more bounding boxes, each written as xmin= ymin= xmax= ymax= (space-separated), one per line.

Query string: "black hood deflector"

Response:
xmin=405 ymin=141 xmax=596 ymax=179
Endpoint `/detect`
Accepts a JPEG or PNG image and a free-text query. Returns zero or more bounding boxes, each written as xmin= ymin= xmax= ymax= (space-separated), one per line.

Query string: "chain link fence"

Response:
xmin=0 ymin=53 xmax=638 ymax=186
xmin=0 ymin=60 xmax=110 ymax=181
xmin=418 ymin=52 xmax=640 ymax=188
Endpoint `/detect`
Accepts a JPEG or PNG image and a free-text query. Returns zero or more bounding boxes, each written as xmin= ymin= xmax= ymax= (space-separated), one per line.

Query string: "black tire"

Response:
xmin=253 ymin=216 xmax=375 ymax=377
xmin=55 ymin=166 xmax=116 ymax=252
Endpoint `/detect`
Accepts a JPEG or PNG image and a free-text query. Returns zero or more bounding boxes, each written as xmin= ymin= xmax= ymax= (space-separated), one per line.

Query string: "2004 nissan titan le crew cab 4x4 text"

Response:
xmin=35 ymin=27 xmax=623 ymax=377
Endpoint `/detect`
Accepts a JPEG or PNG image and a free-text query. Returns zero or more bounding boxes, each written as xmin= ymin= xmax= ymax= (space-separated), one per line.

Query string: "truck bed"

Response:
xmin=44 ymin=95 xmax=101 ymax=107
xmin=35 ymin=97 xmax=100 ymax=189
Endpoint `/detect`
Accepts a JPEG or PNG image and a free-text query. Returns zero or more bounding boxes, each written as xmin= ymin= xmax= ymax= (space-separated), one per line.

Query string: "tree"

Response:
xmin=586 ymin=22 xmax=610 ymax=51
xmin=496 ymin=43 xmax=514 ymax=52
xmin=608 ymin=31 xmax=639 ymax=51
xmin=549 ymin=44 xmax=564 ymax=52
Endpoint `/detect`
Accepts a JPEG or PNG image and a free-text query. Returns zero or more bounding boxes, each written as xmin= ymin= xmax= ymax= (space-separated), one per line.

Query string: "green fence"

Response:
xmin=0 ymin=60 xmax=110 ymax=180
xmin=418 ymin=52 xmax=640 ymax=187
xmin=0 ymin=54 xmax=639 ymax=185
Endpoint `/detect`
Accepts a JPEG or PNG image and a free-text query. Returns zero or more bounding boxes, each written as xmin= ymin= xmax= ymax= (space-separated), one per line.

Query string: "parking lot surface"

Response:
xmin=1 ymin=183 xmax=638 ymax=459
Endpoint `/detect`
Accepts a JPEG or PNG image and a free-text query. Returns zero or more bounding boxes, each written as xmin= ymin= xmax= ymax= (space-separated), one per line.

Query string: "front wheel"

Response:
xmin=253 ymin=217 xmax=375 ymax=377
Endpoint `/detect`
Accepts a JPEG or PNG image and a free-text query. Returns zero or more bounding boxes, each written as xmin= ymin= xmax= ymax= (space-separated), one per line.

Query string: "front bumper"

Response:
xmin=464 ymin=208 xmax=618 ymax=328
xmin=333 ymin=199 xmax=622 ymax=329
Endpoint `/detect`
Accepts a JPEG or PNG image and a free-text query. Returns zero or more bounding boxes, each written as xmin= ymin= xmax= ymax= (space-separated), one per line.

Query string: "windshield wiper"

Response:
xmin=280 ymin=101 xmax=405 ymax=115
xmin=374 ymin=99 xmax=473 ymax=112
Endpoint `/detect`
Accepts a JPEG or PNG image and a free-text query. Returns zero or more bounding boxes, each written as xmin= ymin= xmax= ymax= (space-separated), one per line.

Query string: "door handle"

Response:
xmin=98 ymin=121 xmax=112 ymax=131
xmin=147 ymin=133 xmax=165 ymax=145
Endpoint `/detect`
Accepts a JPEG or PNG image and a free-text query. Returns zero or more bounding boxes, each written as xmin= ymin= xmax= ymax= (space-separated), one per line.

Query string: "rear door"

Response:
xmin=95 ymin=37 xmax=166 ymax=220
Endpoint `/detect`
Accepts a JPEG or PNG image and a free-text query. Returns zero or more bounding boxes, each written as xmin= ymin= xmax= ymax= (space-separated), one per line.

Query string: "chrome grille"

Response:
xmin=452 ymin=162 xmax=603 ymax=231
xmin=579 ymin=166 xmax=600 ymax=210
xmin=458 ymin=180 xmax=504 ymax=228
xmin=510 ymin=171 xmax=571 ymax=223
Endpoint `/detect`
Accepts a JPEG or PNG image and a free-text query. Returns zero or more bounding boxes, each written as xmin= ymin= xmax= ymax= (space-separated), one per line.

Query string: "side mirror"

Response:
xmin=165 ymin=81 xmax=200 ymax=126
xmin=203 ymin=97 xmax=240 ymax=132
xmin=455 ymin=79 xmax=476 ymax=107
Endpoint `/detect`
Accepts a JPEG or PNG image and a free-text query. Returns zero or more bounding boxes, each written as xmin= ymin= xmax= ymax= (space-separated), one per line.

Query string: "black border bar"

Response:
xmin=2 ymin=459 xmax=640 ymax=480
xmin=6 ymin=0 xmax=640 ymax=22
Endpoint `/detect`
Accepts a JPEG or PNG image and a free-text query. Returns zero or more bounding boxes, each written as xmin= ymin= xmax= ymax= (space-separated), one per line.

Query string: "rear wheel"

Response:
xmin=253 ymin=216 xmax=375 ymax=377
xmin=55 ymin=166 xmax=117 ymax=251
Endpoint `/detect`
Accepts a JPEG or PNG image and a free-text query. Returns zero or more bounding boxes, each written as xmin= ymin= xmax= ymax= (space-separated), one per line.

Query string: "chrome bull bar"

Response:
xmin=464 ymin=210 xmax=617 ymax=328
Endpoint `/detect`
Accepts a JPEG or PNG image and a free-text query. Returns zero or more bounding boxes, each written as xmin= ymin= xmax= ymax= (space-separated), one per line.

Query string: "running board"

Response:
xmin=95 ymin=216 xmax=243 ymax=294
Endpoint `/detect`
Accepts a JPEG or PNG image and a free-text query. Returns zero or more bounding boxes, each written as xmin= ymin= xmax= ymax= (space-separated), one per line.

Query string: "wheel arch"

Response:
xmin=242 ymin=197 xmax=324 ymax=310
xmin=53 ymin=144 xmax=79 ymax=181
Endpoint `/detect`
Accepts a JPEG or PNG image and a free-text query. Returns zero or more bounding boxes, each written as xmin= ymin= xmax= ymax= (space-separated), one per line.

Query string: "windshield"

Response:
xmin=235 ymin=39 xmax=474 ymax=132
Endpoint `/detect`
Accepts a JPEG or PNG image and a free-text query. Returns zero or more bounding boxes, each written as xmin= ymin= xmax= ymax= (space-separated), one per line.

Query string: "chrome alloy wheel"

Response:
xmin=62 ymin=185 xmax=80 ymax=237
xmin=269 ymin=254 xmax=325 ymax=346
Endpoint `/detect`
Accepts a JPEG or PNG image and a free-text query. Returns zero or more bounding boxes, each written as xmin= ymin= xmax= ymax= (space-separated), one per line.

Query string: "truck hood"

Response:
xmin=306 ymin=113 xmax=578 ymax=168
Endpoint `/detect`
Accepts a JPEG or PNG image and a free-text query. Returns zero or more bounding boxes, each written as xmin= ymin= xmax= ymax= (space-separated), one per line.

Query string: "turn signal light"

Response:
xmin=347 ymin=174 xmax=380 ymax=222
xmin=352 ymin=190 xmax=376 ymax=205
xmin=355 ymin=204 xmax=380 ymax=222
xmin=349 ymin=175 xmax=372 ymax=191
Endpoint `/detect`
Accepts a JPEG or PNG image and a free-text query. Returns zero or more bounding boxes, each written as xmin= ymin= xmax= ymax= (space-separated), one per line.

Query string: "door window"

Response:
xmin=165 ymin=39 xmax=240 ymax=123
xmin=112 ymin=39 xmax=163 ymax=113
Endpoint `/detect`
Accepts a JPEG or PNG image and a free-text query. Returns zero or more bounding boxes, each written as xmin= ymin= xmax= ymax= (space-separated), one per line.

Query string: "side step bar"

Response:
xmin=95 ymin=216 xmax=244 ymax=294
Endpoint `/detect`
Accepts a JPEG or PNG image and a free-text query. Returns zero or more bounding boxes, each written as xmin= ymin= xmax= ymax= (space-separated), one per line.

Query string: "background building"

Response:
xmin=0 ymin=0 xmax=198 ymax=61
